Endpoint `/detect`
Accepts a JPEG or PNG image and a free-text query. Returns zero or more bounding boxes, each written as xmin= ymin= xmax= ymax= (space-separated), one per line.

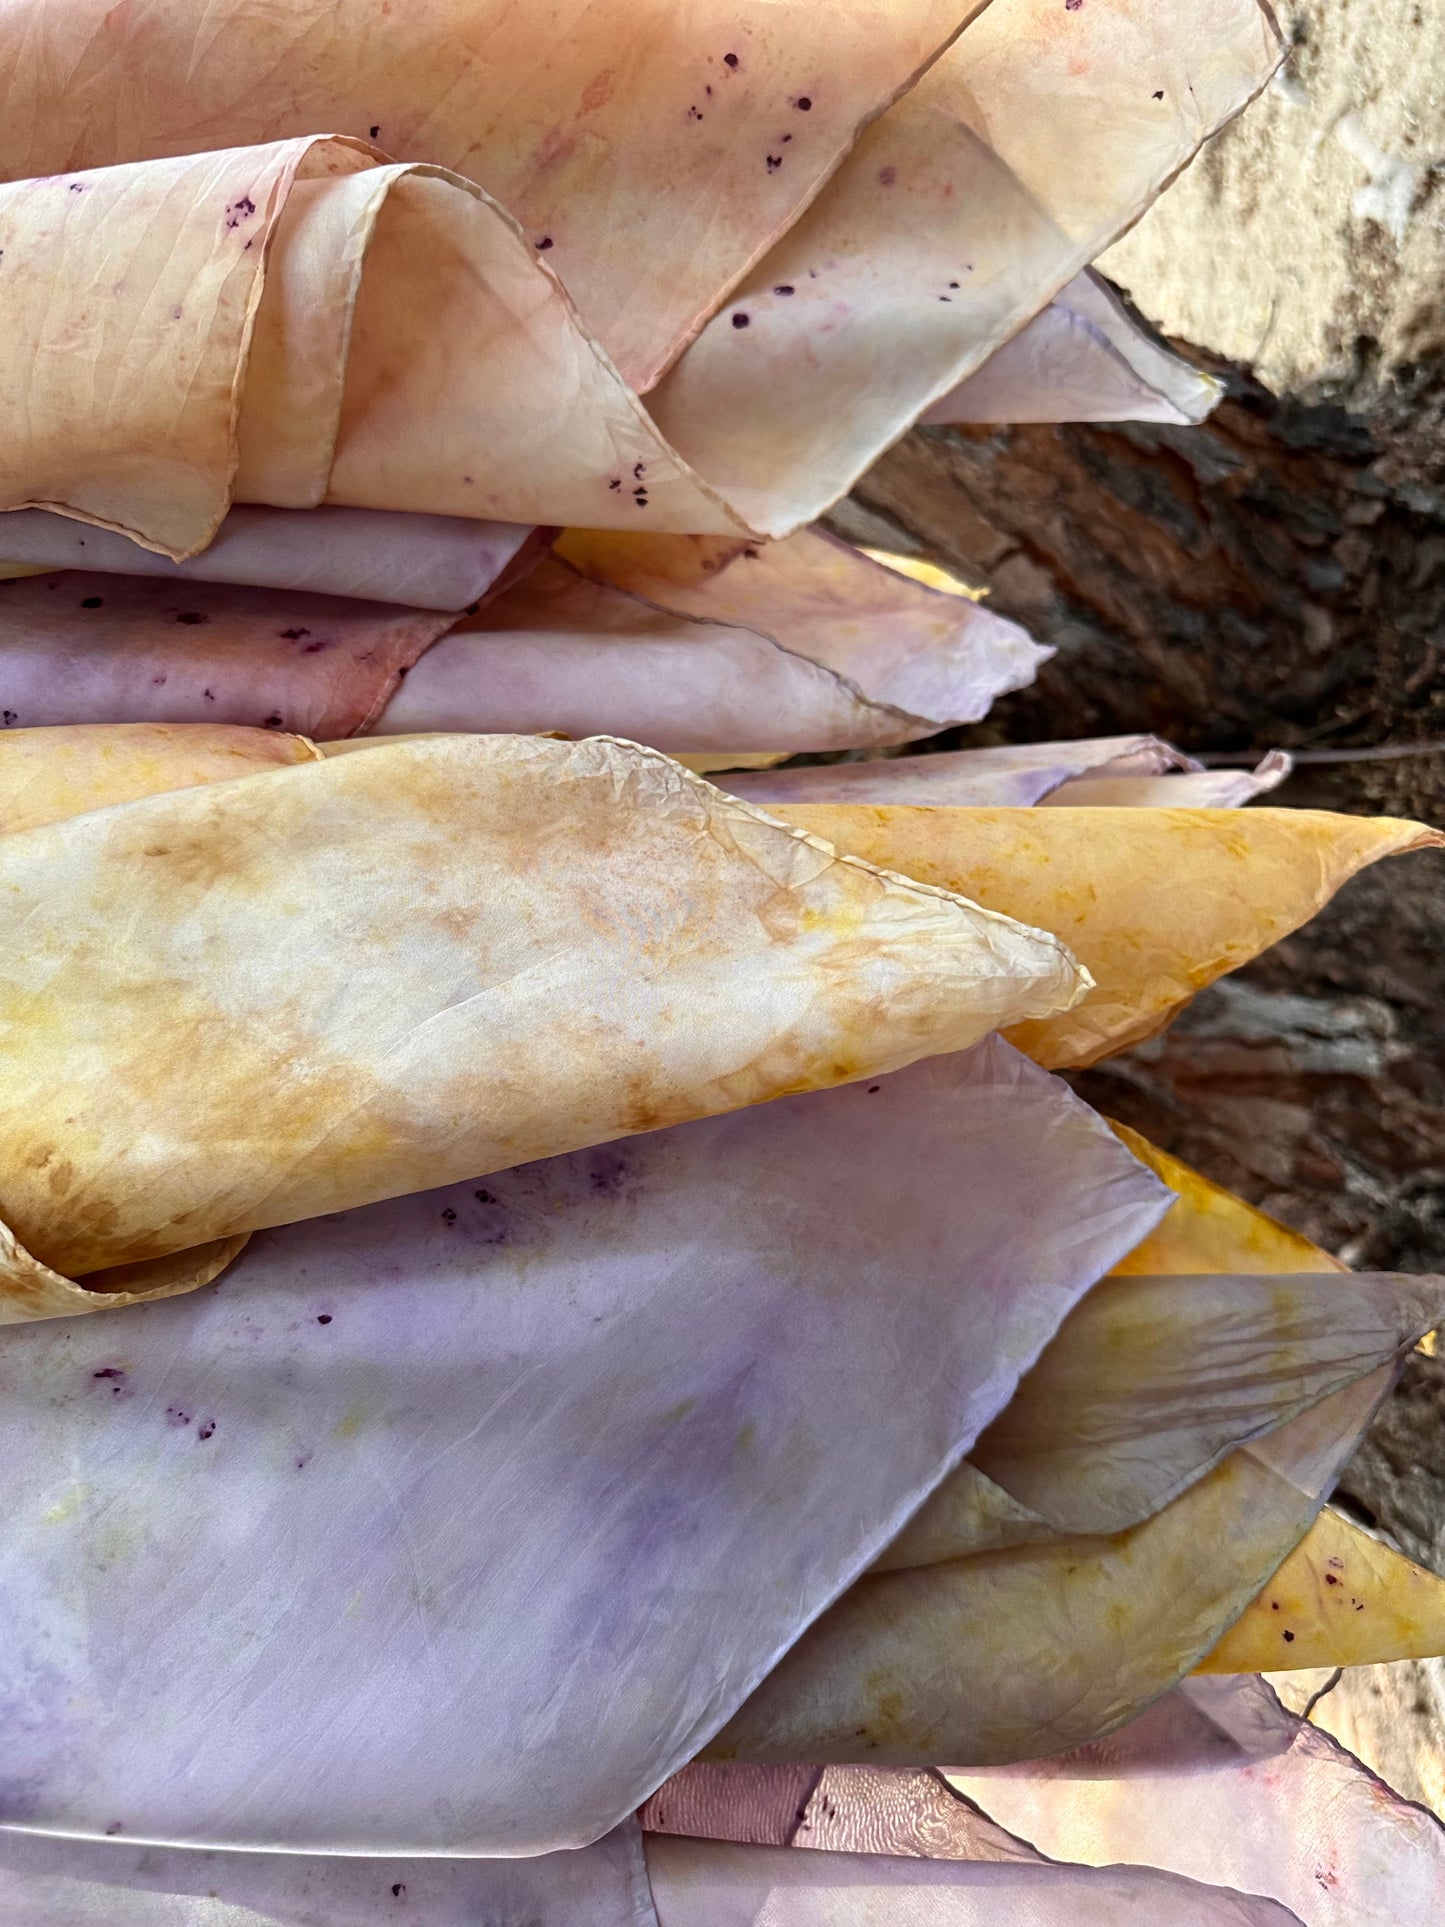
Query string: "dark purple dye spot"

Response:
xmin=687 ymin=105 xmax=703 ymax=121
xmin=939 ymin=295 xmax=951 ymax=302
xmin=225 ymin=194 xmax=257 ymax=229
xmin=302 ymin=639 xmax=327 ymax=652
xmin=774 ymin=284 xmax=795 ymax=296
xmin=782 ymin=132 xmax=792 ymax=143
xmin=1065 ymin=0 xmax=1083 ymax=9
xmin=93 ymin=1367 xmax=126 ymax=1382
xmin=1325 ymin=1573 xmax=1340 ymax=1585
xmin=441 ymin=1207 xmax=458 ymax=1224
xmin=151 ymin=674 xmax=167 ymax=685
xmin=766 ymin=154 xmax=782 ymax=172
xmin=732 ymin=311 xmax=750 ymax=328
xmin=203 ymin=688 xmax=216 ymax=701
xmin=723 ymin=51 xmax=739 ymax=68
xmin=174 ymin=611 xmax=206 ymax=625
xmin=948 ymin=281 xmax=959 ymax=289
xmin=1 ymin=711 xmax=16 ymax=727
xmin=535 ymin=235 xmax=554 ymax=251
xmin=462 ymin=474 xmax=474 ymax=486
xmin=263 ymin=715 xmax=284 ymax=728
xmin=867 ymin=1084 xmax=881 ymax=1093
xmin=475 ymin=1189 xmax=495 ymax=1203
xmin=796 ymin=96 xmax=812 ymax=111
xmin=166 ymin=1407 xmax=192 ymax=1427
xmin=370 ymin=125 xmax=381 ymax=138
xmin=1283 ymin=1629 xmax=1295 ymax=1642
xmin=1152 ymin=89 xmax=1164 ymax=99
xmin=69 ymin=182 xmax=85 ymax=193
xmin=316 ymin=1314 xmax=333 ymax=1325
xmin=172 ymin=306 xmax=183 ymax=320
xmin=878 ymin=166 xmax=896 ymax=187
xmin=280 ymin=627 xmax=310 ymax=641
xmin=392 ymin=1885 xmax=406 ymax=1899
xmin=103 ymin=1822 xmax=123 ymax=1835
xmin=705 ymin=84 xmax=713 ymax=96
xmin=634 ymin=461 xmax=647 ymax=479
xmin=197 ymin=1420 xmax=216 ymax=1440
xmin=608 ymin=477 xmax=622 ymax=491
xmin=80 ymin=595 xmax=103 ymax=607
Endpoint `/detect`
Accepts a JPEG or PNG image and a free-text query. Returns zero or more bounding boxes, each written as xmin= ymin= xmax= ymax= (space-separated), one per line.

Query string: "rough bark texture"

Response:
xmin=829 ymin=367 xmax=1445 ymax=1284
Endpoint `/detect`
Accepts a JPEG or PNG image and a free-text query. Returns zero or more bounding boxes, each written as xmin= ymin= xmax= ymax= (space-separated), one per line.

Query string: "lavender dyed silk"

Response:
xmin=0 ymin=570 xmax=453 ymax=738
xmin=0 ymin=1039 xmax=1165 ymax=1855
xmin=0 ymin=507 xmax=536 ymax=611
xmin=726 ymin=736 xmax=1194 ymax=807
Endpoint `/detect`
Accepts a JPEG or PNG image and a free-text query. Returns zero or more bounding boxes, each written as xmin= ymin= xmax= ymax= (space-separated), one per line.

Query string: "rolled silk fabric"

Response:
xmin=0 ymin=0 xmax=986 ymax=391
xmin=0 ymin=1 xmax=1281 ymax=553
xmin=724 ymin=734 xmax=1197 ymax=808
xmin=765 ymin=806 xmax=1444 ymax=1067
xmin=0 ymin=506 xmax=540 ymax=609
xmin=0 ymin=532 xmax=1047 ymax=750
xmin=0 ymin=571 xmax=459 ymax=739
xmin=0 ymin=732 xmax=1083 ymax=1310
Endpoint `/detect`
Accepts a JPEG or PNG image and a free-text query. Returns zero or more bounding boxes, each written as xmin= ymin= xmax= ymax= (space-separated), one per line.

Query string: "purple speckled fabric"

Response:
xmin=0 ymin=1038 xmax=1165 ymax=1856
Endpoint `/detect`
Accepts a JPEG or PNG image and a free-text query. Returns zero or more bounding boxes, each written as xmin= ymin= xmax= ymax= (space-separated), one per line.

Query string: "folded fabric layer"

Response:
xmin=0 ymin=570 xmax=458 ymax=738
xmin=0 ymin=1040 xmax=1165 ymax=1847
xmin=878 ymin=1133 xmax=1356 ymax=1572
xmin=642 ymin=1765 xmax=1310 ymax=1926
xmin=766 ymin=806 xmax=1443 ymax=1066
xmin=725 ymin=734 xmax=1196 ymax=807
xmin=1201 ymin=1505 xmax=1445 ymax=1673
xmin=1047 ymin=752 xmax=1293 ymax=808
xmin=644 ymin=1761 xmax=1039 ymax=1859
xmin=924 ymin=270 xmax=1223 ymax=426
xmin=0 ymin=734 xmax=1082 ymax=1307
xmin=645 ymin=1835 xmax=1301 ymax=1926
xmin=951 ymin=1674 xmax=1445 ymax=1927
xmin=707 ymin=1369 xmax=1396 ymax=1767
xmin=391 ymin=533 xmax=1046 ymax=748
xmin=0 ymin=1823 xmax=653 ymax=1927
xmin=0 ymin=1820 xmax=1303 ymax=1927
xmin=0 ymin=531 xmax=1046 ymax=750
xmin=883 ymin=1268 xmax=1441 ymax=1562
xmin=0 ymin=723 xmax=320 ymax=836
xmin=0 ymin=505 xmax=540 ymax=609
xmin=0 ymin=0 xmax=981 ymax=391
xmin=644 ymin=0 xmax=1280 ymax=530
xmin=0 ymin=3 xmax=1280 ymax=554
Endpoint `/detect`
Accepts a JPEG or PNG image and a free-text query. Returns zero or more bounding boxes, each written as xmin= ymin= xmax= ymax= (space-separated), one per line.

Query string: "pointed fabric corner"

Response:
xmin=0 ymin=1038 xmax=1165 ymax=1849
xmin=1200 ymin=1505 xmax=1445 ymax=1673
xmin=724 ymin=735 xmax=1196 ymax=807
xmin=0 ymin=734 xmax=1083 ymax=1312
xmin=764 ymin=806 xmax=1445 ymax=1066
xmin=703 ymin=1361 xmax=1415 ymax=1770
xmin=1044 ymin=752 xmax=1294 ymax=808
xmin=924 ymin=270 xmax=1223 ymax=427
